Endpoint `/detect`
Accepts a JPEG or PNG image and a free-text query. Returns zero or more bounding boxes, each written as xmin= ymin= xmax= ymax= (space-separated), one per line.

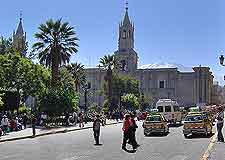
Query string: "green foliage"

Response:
xmin=66 ymin=63 xmax=86 ymax=91
xmin=39 ymin=88 xmax=79 ymax=117
xmin=0 ymin=54 xmax=50 ymax=102
xmin=104 ymin=74 xmax=140 ymax=109
xmin=121 ymin=93 xmax=140 ymax=111
xmin=32 ymin=19 xmax=79 ymax=87
xmin=0 ymin=90 xmax=20 ymax=111
xmin=112 ymin=74 xmax=139 ymax=97
xmin=18 ymin=104 xmax=31 ymax=114
xmin=0 ymin=37 xmax=15 ymax=55
xmin=99 ymin=54 xmax=117 ymax=109
xmin=59 ymin=67 xmax=75 ymax=91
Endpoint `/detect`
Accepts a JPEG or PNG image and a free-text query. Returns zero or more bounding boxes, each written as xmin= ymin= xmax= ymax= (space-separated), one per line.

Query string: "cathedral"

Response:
xmin=11 ymin=7 xmax=214 ymax=108
xmin=82 ymin=6 xmax=214 ymax=107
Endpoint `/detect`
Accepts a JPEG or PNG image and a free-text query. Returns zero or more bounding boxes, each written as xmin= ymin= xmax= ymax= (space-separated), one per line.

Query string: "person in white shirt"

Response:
xmin=1 ymin=115 xmax=9 ymax=135
xmin=216 ymin=107 xmax=224 ymax=142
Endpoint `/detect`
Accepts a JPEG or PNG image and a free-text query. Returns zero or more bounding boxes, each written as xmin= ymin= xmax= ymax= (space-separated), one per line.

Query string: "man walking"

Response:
xmin=23 ymin=113 xmax=28 ymax=129
xmin=1 ymin=115 xmax=9 ymax=135
xmin=216 ymin=107 xmax=224 ymax=142
xmin=93 ymin=115 xmax=102 ymax=145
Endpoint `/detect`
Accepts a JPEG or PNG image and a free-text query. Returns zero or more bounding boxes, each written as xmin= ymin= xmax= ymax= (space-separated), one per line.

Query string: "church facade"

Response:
xmin=82 ymin=7 xmax=214 ymax=107
xmin=11 ymin=9 xmax=214 ymax=108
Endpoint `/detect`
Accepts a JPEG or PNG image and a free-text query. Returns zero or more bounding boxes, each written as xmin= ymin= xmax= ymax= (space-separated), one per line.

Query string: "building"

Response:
xmin=11 ymin=7 xmax=214 ymax=108
xmin=81 ymin=6 xmax=214 ymax=107
xmin=12 ymin=16 xmax=27 ymax=56
xmin=211 ymin=81 xmax=225 ymax=105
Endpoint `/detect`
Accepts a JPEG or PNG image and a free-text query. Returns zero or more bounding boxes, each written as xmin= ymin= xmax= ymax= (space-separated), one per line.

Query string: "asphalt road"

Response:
xmin=0 ymin=122 xmax=213 ymax=160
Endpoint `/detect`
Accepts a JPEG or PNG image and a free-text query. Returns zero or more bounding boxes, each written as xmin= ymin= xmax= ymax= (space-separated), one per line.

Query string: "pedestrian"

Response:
xmin=79 ymin=112 xmax=84 ymax=128
xmin=128 ymin=114 xmax=140 ymax=148
xmin=1 ymin=115 xmax=9 ymax=135
xmin=23 ymin=113 xmax=28 ymax=129
xmin=122 ymin=114 xmax=136 ymax=151
xmin=73 ymin=111 xmax=78 ymax=126
xmin=216 ymin=107 xmax=224 ymax=142
xmin=31 ymin=114 xmax=36 ymax=137
xmin=93 ymin=115 xmax=102 ymax=145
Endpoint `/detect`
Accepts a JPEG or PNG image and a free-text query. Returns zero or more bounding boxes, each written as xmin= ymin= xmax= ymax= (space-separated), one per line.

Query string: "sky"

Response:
xmin=0 ymin=0 xmax=225 ymax=85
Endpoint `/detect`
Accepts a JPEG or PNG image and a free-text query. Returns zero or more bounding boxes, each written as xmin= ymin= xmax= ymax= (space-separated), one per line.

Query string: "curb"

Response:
xmin=0 ymin=122 xmax=122 ymax=143
xmin=201 ymin=132 xmax=217 ymax=160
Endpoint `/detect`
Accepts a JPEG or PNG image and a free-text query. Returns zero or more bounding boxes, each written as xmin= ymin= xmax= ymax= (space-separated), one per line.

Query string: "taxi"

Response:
xmin=183 ymin=113 xmax=212 ymax=138
xmin=142 ymin=113 xmax=169 ymax=136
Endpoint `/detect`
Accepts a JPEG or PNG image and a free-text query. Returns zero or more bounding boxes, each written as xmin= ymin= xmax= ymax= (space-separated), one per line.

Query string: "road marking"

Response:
xmin=201 ymin=132 xmax=217 ymax=160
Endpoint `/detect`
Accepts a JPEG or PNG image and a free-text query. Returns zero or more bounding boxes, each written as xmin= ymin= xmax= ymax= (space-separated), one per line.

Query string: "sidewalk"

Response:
xmin=0 ymin=120 xmax=122 ymax=143
xmin=208 ymin=125 xmax=225 ymax=160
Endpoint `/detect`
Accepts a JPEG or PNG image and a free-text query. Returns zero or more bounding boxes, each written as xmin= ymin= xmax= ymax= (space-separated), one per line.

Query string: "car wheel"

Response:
xmin=184 ymin=134 xmax=188 ymax=138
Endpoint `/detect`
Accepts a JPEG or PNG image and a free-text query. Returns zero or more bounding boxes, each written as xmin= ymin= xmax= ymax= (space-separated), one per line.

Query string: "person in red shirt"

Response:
xmin=122 ymin=114 xmax=135 ymax=151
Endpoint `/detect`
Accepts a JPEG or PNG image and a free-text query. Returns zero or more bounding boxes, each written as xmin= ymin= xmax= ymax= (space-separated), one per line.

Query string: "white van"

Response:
xmin=155 ymin=99 xmax=182 ymax=124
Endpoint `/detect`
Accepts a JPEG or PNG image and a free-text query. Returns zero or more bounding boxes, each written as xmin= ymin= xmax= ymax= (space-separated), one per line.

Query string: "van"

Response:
xmin=155 ymin=99 xmax=182 ymax=124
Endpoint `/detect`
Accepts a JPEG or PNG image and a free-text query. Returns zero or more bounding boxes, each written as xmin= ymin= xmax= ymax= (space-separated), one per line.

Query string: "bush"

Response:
xmin=39 ymin=88 xmax=79 ymax=117
xmin=18 ymin=105 xmax=31 ymax=114
xmin=121 ymin=94 xmax=139 ymax=111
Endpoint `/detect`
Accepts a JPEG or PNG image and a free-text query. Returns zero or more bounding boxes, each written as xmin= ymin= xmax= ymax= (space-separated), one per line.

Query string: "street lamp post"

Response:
xmin=83 ymin=82 xmax=91 ymax=112
xmin=219 ymin=54 xmax=225 ymax=80
xmin=219 ymin=55 xmax=225 ymax=66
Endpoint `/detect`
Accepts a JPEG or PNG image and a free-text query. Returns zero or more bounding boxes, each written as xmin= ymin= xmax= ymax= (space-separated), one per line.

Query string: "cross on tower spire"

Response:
xmin=20 ymin=11 xmax=22 ymax=21
xmin=125 ymin=0 xmax=128 ymax=11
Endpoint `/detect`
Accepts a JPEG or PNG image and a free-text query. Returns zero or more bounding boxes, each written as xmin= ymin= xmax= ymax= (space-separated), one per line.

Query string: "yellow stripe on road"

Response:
xmin=201 ymin=132 xmax=217 ymax=160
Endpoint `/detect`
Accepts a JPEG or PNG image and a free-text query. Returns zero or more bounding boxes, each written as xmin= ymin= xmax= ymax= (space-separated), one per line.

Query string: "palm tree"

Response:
xmin=66 ymin=62 xmax=86 ymax=91
xmin=99 ymin=55 xmax=116 ymax=110
xmin=32 ymin=19 xmax=79 ymax=87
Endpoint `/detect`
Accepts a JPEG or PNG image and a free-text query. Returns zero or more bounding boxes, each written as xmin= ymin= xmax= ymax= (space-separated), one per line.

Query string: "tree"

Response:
xmin=0 ymin=37 xmax=14 ymax=55
xmin=59 ymin=67 xmax=76 ymax=91
xmin=39 ymin=88 xmax=79 ymax=117
xmin=0 ymin=54 xmax=50 ymax=109
xmin=66 ymin=62 xmax=86 ymax=91
xmin=104 ymin=74 xmax=139 ymax=110
xmin=99 ymin=55 xmax=117 ymax=110
xmin=121 ymin=94 xmax=139 ymax=111
xmin=32 ymin=19 xmax=79 ymax=87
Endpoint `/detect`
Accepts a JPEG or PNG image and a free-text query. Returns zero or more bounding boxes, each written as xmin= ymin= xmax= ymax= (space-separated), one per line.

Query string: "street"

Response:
xmin=0 ymin=122 xmax=213 ymax=160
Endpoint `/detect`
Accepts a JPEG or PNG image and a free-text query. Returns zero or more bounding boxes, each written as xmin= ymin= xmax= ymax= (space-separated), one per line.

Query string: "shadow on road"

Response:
xmin=145 ymin=132 xmax=170 ymax=137
xmin=185 ymin=133 xmax=215 ymax=139
xmin=168 ymin=123 xmax=183 ymax=128
xmin=123 ymin=149 xmax=137 ymax=153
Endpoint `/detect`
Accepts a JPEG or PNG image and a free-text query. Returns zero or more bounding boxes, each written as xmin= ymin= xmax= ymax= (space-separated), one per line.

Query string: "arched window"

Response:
xmin=122 ymin=30 xmax=126 ymax=39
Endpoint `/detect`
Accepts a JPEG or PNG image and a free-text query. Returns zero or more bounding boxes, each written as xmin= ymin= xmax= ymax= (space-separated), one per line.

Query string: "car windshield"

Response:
xmin=146 ymin=116 xmax=162 ymax=122
xmin=185 ymin=115 xmax=203 ymax=122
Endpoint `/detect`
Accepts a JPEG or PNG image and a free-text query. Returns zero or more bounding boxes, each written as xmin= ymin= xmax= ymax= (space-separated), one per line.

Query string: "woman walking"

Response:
xmin=128 ymin=114 xmax=140 ymax=148
xmin=122 ymin=114 xmax=137 ymax=151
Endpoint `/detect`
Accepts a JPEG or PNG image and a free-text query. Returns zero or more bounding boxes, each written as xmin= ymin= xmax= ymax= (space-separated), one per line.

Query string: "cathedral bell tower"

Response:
xmin=114 ymin=2 xmax=138 ymax=73
xmin=13 ymin=14 xmax=27 ymax=57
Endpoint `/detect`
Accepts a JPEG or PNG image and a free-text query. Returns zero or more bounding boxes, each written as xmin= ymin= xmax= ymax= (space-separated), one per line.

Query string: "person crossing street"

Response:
xmin=93 ymin=114 xmax=102 ymax=145
xmin=216 ymin=107 xmax=224 ymax=142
